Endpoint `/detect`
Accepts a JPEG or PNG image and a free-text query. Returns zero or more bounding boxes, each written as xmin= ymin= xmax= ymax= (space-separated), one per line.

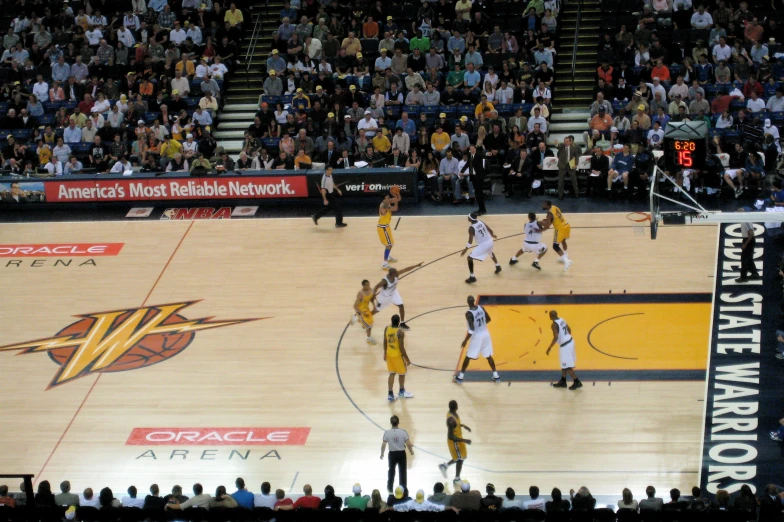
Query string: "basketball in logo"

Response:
xmin=47 ymin=310 xmax=195 ymax=373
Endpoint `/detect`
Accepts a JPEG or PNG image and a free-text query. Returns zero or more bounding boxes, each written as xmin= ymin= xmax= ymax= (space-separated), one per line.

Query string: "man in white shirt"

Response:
xmin=647 ymin=121 xmax=665 ymax=149
xmin=44 ymin=157 xmax=63 ymax=176
xmin=121 ymin=486 xmax=145 ymax=508
xmin=117 ymin=26 xmax=135 ymax=48
xmin=394 ymin=490 xmax=452 ymax=512
xmin=253 ymin=483 xmax=276 ymax=509
xmin=712 ymin=36 xmax=731 ymax=63
xmin=85 ymin=27 xmax=103 ymax=46
xmin=192 ymin=107 xmax=213 ymax=126
xmin=767 ymin=89 xmax=784 ymax=112
xmin=80 ymin=489 xmax=100 ymax=508
xmin=528 ymin=108 xmax=548 ymax=133
xmin=110 ymin=156 xmax=132 ymax=174
xmin=209 ymin=56 xmax=228 ymax=79
xmin=32 ymin=75 xmax=49 ymax=100
xmin=169 ymin=21 xmax=187 ymax=45
xmin=170 ymin=70 xmax=190 ymax=97
xmin=375 ymin=49 xmax=392 ymax=71
xmin=304 ymin=36 xmax=321 ymax=60
xmin=690 ymin=5 xmax=713 ymax=29
xmin=747 ymin=91 xmax=766 ymax=113
xmin=89 ymin=11 xmax=108 ymax=27
xmin=496 ymin=81 xmax=514 ymax=105
xmin=357 ymin=110 xmax=379 ymax=138
xmin=522 ymin=486 xmax=546 ymax=511
xmin=501 ymin=488 xmax=524 ymax=510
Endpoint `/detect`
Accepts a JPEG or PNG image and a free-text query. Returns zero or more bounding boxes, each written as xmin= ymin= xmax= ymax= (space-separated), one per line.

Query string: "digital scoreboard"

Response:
xmin=663 ymin=138 xmax=706 ymax=170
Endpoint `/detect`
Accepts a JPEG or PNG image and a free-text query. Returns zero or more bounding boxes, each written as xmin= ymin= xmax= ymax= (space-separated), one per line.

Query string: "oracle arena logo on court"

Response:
xmin=0 ymin=301 xmax=262 ymax=389
xmin=127 ymin=427 xmax=311 ymax=446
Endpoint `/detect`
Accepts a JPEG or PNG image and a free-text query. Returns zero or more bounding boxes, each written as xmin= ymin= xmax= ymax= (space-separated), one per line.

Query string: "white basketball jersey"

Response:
xmin=472 ymin=221 xmax=493 ymax=245
xmin=554 ymin=318 xmax=572 ymax=345
xmin=467 ymin=305 xmax=488 ymax=334
xmin=382 ymin=275 xmax=398 ymax=296
xmin=524 ymin=221 xmax=542 ymax=243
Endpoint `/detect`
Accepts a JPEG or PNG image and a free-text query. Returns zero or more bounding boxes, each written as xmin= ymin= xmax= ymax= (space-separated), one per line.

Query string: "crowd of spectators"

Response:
xmin=239 ymin=0 xmax=562 ymax=202
xmin=3 ymin=479 xmax=784 ymax=521
xmin=0 ymin=0 xmax=243 ymax=176
xmin=584 ymin=0 xmax=784 ymax=200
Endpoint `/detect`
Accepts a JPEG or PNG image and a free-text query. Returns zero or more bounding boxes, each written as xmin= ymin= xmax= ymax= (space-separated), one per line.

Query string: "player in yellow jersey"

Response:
xmin=438 ymin=400 xmax=472 ymax=483
xmin=384 ymin=315 xmax=413 ymax=402
xmin=378 ymin=191 xmax=401 ymax=270
xmin=542 ymin=200 xmax=573 ymax=271
xmin=351 ymin=279 xmax=377 ymax=344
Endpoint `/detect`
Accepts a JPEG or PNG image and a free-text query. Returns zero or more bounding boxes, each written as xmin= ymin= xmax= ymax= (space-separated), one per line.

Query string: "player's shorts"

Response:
xmin=554 ymin=224 xmax=571 ymax=243
xmin=387 ymin=355 xmax=406 ymax=374
xmin=358 ymin=310 xmax=374 ymax=328
xmin=611 ymin=170 xmax=626 ymax=183
xmin=469 ymin=241 xmax=494 ymax=261
xmin=523 ymin=240 xmax=547 ymax=255
xmin=725 ymin=168 xmax=743 ymax=180
xmin=377 ymin=290 xmax=403 ymax=311
xmin=466 ymin=331 xmax=493 ymax=359
xmin=559 ymin=339 xmax=576 ymax=369
xmin=448 ymin=440 xmax=467 ymax=461
xmin=378 ymin=225 xmax=394 ymax=247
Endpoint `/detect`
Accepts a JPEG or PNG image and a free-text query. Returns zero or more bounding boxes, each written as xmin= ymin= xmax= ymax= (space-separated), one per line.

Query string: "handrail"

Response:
xmin=570 ymin=0 xmax=583 ymax=94
xmin=244 ymin=9 xmax=264 ymax=83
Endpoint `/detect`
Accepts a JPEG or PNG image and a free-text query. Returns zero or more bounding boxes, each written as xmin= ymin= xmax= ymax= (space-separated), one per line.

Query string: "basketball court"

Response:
xmin=0 ymin=212 xmax=722 ymax=498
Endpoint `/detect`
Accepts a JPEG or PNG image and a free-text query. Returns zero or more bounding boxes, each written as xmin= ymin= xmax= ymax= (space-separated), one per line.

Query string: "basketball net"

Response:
xmin=649 ymin=166 xmax=784 ymax=240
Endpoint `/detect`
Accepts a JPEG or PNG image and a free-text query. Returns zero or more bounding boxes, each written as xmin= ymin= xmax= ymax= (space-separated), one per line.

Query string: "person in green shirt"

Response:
xmin=344 ymin=484 xmax=370 ymax=510
xmin=447 ymin=65 xmax=465 ymax=88
xmin=409 ymin=30 xmax=431 ymax=53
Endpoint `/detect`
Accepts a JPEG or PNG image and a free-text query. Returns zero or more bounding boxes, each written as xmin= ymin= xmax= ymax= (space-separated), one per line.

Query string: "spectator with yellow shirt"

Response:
xmin=224 ymin=3 xmax=244 ymax=29
xmin=159 ymin=135 xmax=182 ymax=168
xmin=430 ymin=125 xmax=451 ymax=159
xmin=372 ymin=131 xmax=392 ymax=155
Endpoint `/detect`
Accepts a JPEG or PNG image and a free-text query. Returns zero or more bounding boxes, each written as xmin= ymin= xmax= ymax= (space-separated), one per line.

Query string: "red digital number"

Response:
xmin=677 ymin=150 xmax=693 ymax=167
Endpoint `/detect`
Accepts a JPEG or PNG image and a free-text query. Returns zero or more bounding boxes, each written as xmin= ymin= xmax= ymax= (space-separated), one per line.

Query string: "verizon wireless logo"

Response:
xmin=127 ymin=427 xmax=311 ymax=446
xmin=0 ymin=243 xmax=124 ymax=257
xmin=343 ymin=183 xmax=408 ymax=193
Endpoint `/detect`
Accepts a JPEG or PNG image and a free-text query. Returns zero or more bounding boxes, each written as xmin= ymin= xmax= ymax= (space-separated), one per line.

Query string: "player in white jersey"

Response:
xmin=460 ymin=213 xmax=501 ymax=284
xmin=509 ymin=212 xmax=548 ymax=270
xmin=454 ymin=295 xmax=500 ymax=383
xmin=545 ymin=310 xmax=582 ymax=390
xmin=372 ymin=262 xmax=423 ymax=331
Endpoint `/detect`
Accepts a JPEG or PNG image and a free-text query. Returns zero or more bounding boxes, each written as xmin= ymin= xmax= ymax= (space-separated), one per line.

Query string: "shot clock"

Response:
xmin=663 ymin=137 xmax=706 ymax=170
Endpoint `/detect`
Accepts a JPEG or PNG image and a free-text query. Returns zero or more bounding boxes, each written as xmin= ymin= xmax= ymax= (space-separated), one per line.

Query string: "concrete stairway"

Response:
xmin=554 ymin=0 xmax=601 ymax=110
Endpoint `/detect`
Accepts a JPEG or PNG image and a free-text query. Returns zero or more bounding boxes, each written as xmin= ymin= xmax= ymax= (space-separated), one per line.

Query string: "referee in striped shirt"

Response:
xmin=381 ymin=415 xmax=414 ymax=494
xmin=311 ymin=166 xmax=347 ymax=227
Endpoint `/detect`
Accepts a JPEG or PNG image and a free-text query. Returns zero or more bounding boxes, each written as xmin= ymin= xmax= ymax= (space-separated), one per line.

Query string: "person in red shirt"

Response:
xmin=273 ymin=489 xmax=293 ymax=510
xmin=651 ymin=59 xmax=670 ymax=84
xmin=596 ymin=62 xmax=613 ymax=84
xmin=292 ymin=485 xmax=321 ymax=509
xmin=0 ymin=485 xmax=16 ymax=508
xmin=743 ymin=77 xmax=764 ymax=99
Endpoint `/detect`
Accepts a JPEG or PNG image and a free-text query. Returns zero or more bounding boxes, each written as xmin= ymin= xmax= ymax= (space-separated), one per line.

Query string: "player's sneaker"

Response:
xmin=532 ymin=261 xmax=541 ymax=270
xmin=453 ymin=477 xmax=462 ymax=484
xmin=735 ymin=187 xmax=742 ymax=198
xmin=465 ymin=276 xmax=477 ymax=284
xmin=387 ymin=257 xmax=398 ymax=263
xmin=771 ymin=431 xmax=782 ymax=441
xmin=563 ymin=259 xmax=573 ymax=271
xmin=453 ymin=374 xmax=463 ymax=384
xmin=552 ymin=379 xmax=567 ymax=388
xmin=382 ymin=262 xmax=390 ymax=270
xmin=556 ymin=257 xmax=564 ymax=264
xmin=439 ymin=463 xmax=448 ymax=478
xmin=367 ymin=337 xmax=377 ymax=345
xmin=387 ymin=393 xmax=395 ymax=402
xmin=399 ymin=322 xmax=410 ymax=331
xmin=398 ymin=390 xmax=414 ymax=399
xmin=509 ymin=258 xmax=519 ymax=265
xmin=311 ymin=215 xmax=318 ymax=225
xmin=494 ymin=265 xmax=502 ymax=274
xmin=350 ymin=314 xmax=358 ymax=325
xmin=492 ymin=374 xmax=501 ymax=383
xmin=569 ymin=379 xmax=583 ymax=390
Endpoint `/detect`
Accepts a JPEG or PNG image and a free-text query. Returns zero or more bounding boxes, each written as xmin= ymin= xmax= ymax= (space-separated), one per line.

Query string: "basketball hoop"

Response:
xmin=648 ymin=165 xmax=784 ymax=239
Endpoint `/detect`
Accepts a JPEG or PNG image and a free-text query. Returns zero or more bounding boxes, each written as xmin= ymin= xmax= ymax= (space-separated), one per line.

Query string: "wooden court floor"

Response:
xmin=0 ymin=213 xmax=718 ymax=499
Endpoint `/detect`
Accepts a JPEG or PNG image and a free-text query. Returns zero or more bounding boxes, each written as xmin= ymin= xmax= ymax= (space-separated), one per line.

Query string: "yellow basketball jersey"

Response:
xmin=550 ymin=205 xmax=568 ymax=230
xmin=378 ymin=206 xmax=392 ymax=226
xmin=358 ymin=292 xmax=373 ymax=312
xmin=385 ymin=326 xmax=401 ymax=357
xmin=447 ymin=411 xmax=463 ymax=438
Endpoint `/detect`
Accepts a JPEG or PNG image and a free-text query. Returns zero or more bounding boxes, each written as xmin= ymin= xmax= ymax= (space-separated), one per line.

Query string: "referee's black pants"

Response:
xmin=740 ymin=238 xmax=759 ymax=279
xmin=313 ymin=192 xmax=343 ymax=225
xmin=387 ymin=450 xmax=406 ymax=493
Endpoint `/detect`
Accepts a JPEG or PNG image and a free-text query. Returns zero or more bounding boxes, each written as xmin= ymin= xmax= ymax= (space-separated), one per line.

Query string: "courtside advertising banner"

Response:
xmin=42 ymin=176 xmax=309 ymax=203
